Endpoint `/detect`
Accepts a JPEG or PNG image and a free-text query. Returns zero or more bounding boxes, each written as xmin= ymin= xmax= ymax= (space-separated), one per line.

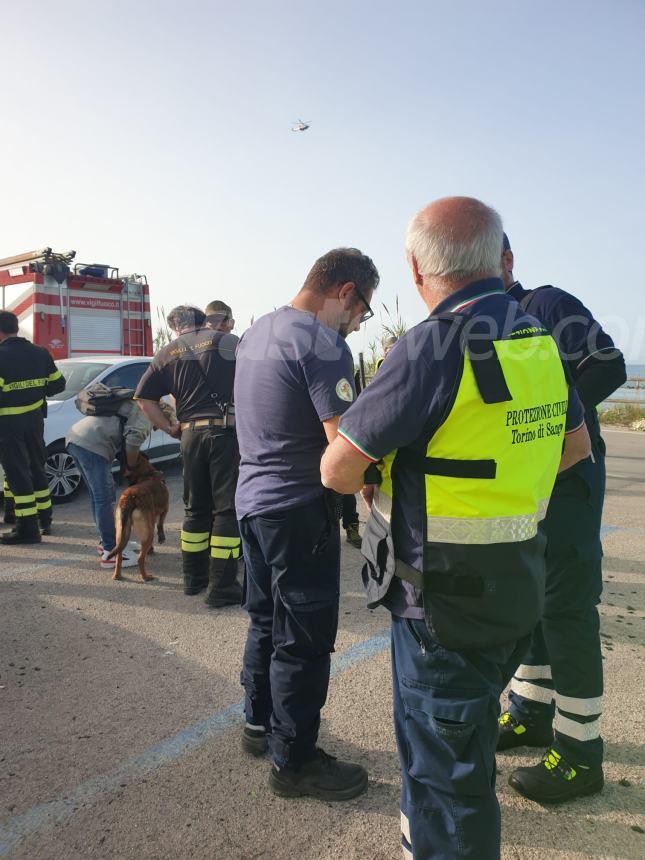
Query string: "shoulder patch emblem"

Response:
xmin=336 ymin=378 xmax=354 ymax=403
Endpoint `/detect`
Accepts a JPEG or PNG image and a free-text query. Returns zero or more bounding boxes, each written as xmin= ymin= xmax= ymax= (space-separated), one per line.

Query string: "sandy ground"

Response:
xmin=1 ymin=428 xmax=644 ymax=859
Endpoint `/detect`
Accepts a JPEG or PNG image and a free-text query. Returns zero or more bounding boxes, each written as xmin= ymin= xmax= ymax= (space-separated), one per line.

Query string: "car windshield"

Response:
xmin=49 ymin=361 xmax=110 ymax=401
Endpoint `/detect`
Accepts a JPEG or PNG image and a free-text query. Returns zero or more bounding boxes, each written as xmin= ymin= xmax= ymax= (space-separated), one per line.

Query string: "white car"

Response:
xmin=45 ymin=356 xmax=181 ymax=503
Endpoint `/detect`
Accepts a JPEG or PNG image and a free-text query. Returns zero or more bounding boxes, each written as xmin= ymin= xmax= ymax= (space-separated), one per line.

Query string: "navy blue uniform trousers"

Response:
xmin=240 ymin=495 xmax=340 ymax=769
xmin=508 ymin=455 xmax=605 ymax=767
xmin=392 ymin=615 xmax=527 ymax=859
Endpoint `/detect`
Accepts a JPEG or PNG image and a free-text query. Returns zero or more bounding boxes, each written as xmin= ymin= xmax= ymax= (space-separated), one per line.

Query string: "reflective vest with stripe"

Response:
xmin=363 ymin=322 xmax=571 ymax=650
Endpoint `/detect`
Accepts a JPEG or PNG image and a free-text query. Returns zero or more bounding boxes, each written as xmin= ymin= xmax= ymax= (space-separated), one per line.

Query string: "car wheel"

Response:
xmin=46 ymin=442 xmax=83 ymax=504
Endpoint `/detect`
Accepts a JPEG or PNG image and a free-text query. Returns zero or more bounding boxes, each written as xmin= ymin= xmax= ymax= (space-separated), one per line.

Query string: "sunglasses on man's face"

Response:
xmin=352 ymin=284 xmax=374 ymax=324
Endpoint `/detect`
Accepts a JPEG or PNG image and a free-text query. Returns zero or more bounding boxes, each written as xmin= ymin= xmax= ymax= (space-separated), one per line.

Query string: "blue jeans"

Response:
xmin=67 ymin=443 xmax=116 ymax=551
xmin=392 ymin=615 xmax=527 ymax=859
xmin=239 ymin=495 xmax=340 ymax=769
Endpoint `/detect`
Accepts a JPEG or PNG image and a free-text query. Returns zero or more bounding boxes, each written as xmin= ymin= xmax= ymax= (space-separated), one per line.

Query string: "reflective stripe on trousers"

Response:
xmin=210 ymin=535 xmax=241 ymax=559
xmin=180 ymin=530 xmax=209 ymax=552
xmin=510 ymin=667 xmax=603 ymax=742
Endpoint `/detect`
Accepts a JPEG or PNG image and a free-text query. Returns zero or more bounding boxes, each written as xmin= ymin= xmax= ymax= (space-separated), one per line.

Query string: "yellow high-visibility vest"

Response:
xmin=364 ymin=325 xmax=571 ymax=649
xmin=374 ymin=330 xmax=568 ymax=541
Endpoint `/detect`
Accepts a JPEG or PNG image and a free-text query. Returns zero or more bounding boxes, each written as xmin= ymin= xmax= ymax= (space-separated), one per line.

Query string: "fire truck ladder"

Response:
xmin=121 ymin=273 xmax=148 ymax=355
xmin=0 ymin=248 xmax=76 ymax=274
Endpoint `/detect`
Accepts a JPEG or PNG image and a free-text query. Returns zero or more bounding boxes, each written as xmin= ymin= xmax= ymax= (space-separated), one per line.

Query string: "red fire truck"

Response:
xmin=0 ymin=248 xmax=153 ymax=358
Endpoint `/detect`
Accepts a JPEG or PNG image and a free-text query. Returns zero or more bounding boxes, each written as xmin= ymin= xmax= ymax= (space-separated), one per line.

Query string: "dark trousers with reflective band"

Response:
xmin=240 ymin=496 xmax=340 ymax=769
xmin=392 ymin=615 xmax=526 ymax=860
xmin=0 ymin=414 xmax=51 ymax=526
xmin=508 ymin=457 xmax=604 ymax=767
xmin=3 ymin=478 xmax=15 ymax=511
xmin=180 ymin=428 xmax=240 ymax=584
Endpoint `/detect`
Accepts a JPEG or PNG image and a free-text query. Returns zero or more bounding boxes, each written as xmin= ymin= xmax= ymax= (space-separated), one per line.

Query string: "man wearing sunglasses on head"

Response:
xmin=234 ymin=247 xmax=377 ymax=801
xmin=205 ymin=300 xmax=235 ymax=334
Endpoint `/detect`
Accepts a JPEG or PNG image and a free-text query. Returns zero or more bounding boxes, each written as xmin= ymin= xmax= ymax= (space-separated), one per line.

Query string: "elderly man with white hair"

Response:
xmin=321 ymin=197 xmax=591 ymax=859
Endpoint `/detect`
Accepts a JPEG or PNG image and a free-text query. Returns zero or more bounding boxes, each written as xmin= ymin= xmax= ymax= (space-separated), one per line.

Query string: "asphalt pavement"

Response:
xmin=1 ymin=428 xmax=644 ymax=859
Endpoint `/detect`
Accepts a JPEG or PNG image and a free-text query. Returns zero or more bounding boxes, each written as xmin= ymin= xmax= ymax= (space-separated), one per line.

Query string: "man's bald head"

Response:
xmin=406 ymin=196 xmax=503 ymax=287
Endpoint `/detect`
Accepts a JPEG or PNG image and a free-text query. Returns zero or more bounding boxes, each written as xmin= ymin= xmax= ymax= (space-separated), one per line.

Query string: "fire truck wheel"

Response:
xmin=46 ymin=442 xmax=84 ymax=505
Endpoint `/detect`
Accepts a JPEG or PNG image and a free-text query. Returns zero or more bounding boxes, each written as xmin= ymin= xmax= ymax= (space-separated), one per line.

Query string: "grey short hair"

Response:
xmin=405 ymin=197 xmax=503 ymax=282
xmin=166 ymin=305 xmax=205 ymax=332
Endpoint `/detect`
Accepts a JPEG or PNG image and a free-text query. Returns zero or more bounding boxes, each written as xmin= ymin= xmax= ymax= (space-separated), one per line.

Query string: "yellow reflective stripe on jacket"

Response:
xmin=1 ymin=377 xmax=47 ymax=392
xmin=425 ymin=500 xmax=550 ymax=544
xmin=47 ymin=369 xmax=63 ymax=382
xmin=0 ymin=399 xmax=44 ymax=416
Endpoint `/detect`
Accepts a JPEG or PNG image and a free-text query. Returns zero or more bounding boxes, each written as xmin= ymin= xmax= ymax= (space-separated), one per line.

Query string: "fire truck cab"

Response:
xmin=0 ymin=248 xmax=152 ymax=358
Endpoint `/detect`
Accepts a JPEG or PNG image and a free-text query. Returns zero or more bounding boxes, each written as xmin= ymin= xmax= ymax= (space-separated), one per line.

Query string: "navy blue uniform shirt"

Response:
xmin=135 ymin=328 xmax=237 ymax=422
xmin=507 ymin=282 xmax=624 ymax=451
xmin=339 ymin=278 xmax=585 ymax=618
xmin=235 ymin=306 xmax=356 ymax=519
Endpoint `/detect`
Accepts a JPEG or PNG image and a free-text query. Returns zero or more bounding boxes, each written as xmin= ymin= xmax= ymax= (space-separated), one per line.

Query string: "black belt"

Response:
xmin=395 ymin=558 xmax=484 ymax=597
xmin=395 ymin=448 xmax=496 ymax=479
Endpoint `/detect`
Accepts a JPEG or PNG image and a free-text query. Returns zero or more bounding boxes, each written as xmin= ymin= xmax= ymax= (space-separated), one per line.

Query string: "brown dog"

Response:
xmin=107 ymin=455 xmax=169 ymax=582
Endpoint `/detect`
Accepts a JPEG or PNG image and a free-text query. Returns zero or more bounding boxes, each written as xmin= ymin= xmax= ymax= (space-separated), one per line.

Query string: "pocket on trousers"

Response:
xmin=278 ymin=537 xmax=340 ymax=610
xmin=276 ymin=585 xmax=339 ymax=657
xmin=402 ymin=693 xmax=492 ymax=799
xmin=361 ymin=507 xmax=397 ymax=608
xmin=280 ymin=587 xmax=338 ymax=609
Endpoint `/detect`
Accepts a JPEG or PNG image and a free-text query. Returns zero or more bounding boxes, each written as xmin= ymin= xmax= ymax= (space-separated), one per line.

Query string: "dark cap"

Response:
xmin=502 ymin=233 xmax=511 ymax=252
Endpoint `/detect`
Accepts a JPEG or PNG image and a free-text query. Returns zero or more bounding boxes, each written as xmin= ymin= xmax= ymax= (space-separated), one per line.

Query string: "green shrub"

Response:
xmin=599 ymin=404 xmax=645 ymax=427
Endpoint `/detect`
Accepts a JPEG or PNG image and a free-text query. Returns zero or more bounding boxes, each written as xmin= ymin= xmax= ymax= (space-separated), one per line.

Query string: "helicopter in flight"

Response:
xmin=291 ymin=119 xmax=311 ymax=132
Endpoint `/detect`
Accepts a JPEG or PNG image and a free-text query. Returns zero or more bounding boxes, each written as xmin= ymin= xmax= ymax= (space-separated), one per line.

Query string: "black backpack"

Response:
xmin=75 ymin=385 xmax=135 ymax=417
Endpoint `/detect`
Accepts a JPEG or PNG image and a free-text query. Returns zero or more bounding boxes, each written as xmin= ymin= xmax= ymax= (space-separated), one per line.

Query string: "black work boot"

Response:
xmin=1 ymin=516 xmax=42 ymax=545
xmin=3 ymin=496 xmax=16 ymax=525
xmin=182 ymin=549 xmax=209 ymax=595
xmin=39 ymin=517 xmax=53 ymax=536
xmin=242 ymin=724 xmax=269 ymax=757
xmin=269 ymin=749 xmax=368 ymax=802
xmin=509 ymin=748 xmax=604 ymax=804
xmin=497 ymin=710 xmax=554 ymax=751
xmin=204 ymin=557 xmax=242 ymax=609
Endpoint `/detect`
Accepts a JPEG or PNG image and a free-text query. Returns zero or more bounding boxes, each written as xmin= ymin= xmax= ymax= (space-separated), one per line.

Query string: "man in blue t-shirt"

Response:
xmin=321 ymin=198 xmax=591 ymax=859
xmin=234 ymin=247 xmax=379 ymax=801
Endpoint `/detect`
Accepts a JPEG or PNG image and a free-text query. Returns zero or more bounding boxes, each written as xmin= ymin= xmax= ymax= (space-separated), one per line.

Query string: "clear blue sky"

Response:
xmin=2 ymin=0 xmax=644 ymax=359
